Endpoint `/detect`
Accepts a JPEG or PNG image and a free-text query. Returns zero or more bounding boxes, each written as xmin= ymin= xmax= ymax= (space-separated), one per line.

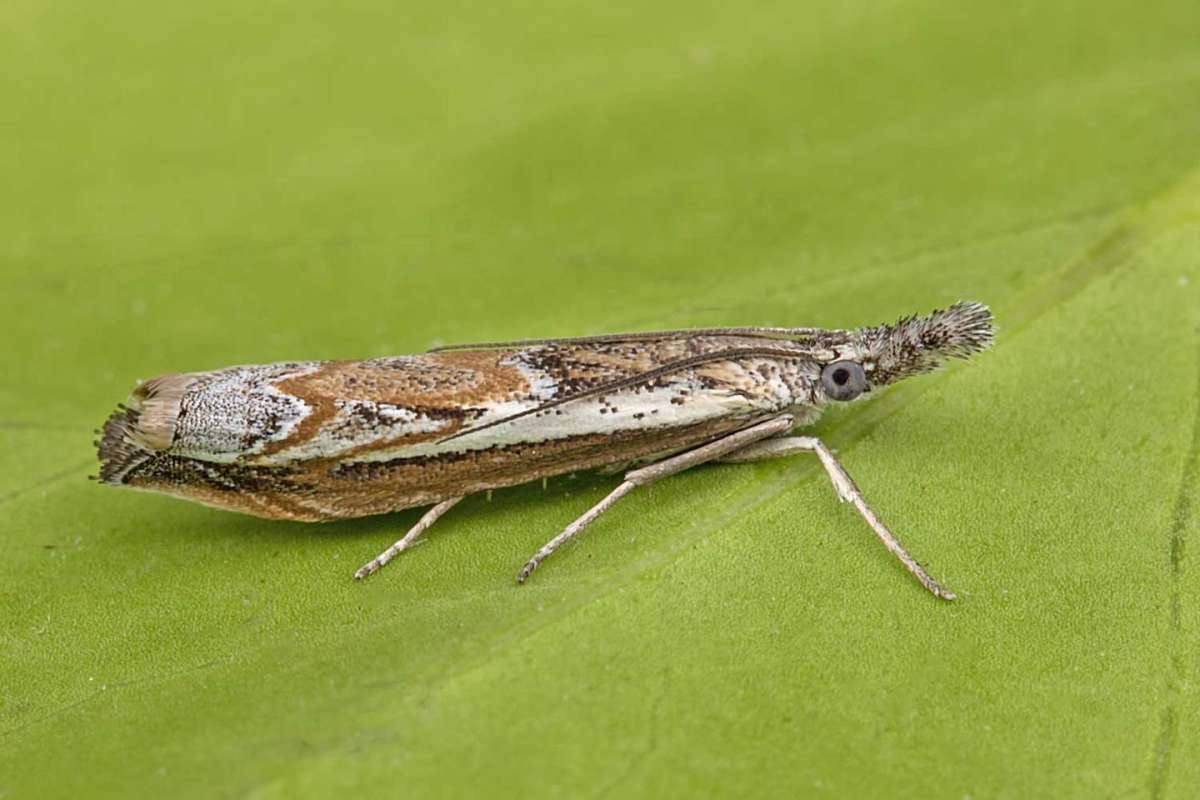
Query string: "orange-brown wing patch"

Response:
xmin=259 ymin=353 xmax=530 ymax=458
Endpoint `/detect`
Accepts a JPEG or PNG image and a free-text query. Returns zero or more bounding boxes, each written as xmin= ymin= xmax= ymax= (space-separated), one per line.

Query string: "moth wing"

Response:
xmin=249 ymin=345 xmax=801 ymax=464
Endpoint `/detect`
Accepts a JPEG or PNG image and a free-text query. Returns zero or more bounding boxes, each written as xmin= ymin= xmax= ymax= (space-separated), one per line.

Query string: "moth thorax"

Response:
xmin=127 ymin=373 xmax=195 ymax=451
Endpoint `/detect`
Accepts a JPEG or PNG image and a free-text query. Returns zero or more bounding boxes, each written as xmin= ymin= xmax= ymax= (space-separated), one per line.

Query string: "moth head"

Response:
xmin=811 ymin=302 xmax=992 ymax=403
xmin=849 ymin=301 xmax=994 ymax=389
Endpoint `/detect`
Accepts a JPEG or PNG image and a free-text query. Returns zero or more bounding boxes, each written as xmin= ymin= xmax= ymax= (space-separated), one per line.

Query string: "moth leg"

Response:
xmin=516 ymin=414 xmax=795 ymax=583
xmin=721 ymin=436 xmax=956 ymax=601
xmin=715 ymin=435 xmax=814 ymax=464
xmin=354 ymin=496 xmax=464 ymax=580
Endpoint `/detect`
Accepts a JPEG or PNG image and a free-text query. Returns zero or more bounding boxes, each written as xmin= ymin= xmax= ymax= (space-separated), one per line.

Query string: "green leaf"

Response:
xmin=3 ymin=1 xmax=1199 ymax=797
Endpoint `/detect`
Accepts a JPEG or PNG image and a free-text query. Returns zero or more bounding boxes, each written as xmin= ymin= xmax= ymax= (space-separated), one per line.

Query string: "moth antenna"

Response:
xmin=429 ymin=327 xmax=831 ymax=352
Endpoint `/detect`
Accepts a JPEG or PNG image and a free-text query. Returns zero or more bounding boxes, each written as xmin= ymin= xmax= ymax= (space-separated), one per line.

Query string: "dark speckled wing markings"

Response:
xmin=95 ymin=301 xmax=994 ymax=600
xmin=437 ymin=344 xmax=841 ymax=445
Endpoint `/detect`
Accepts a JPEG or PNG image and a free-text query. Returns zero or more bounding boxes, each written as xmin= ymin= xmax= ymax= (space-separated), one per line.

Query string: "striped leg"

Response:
xmin=354 ymin=496 xmax=464 ymax=580
xmin=516 ymin=415 xmax=795 ymax=583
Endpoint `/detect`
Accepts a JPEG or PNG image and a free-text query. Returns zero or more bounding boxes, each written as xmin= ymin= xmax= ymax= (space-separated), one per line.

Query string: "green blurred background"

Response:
xmin=3 ymin=1 xmax=1199 ymax=797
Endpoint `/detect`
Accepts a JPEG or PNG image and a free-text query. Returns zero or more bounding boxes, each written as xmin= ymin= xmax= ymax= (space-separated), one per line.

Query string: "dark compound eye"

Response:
xmin=820 ymin=361 xmax=867 ymax=401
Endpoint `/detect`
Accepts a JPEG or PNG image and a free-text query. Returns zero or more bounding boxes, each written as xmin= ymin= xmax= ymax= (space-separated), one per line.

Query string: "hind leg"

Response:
xmin=354 ymin=496 xmax=464 ymax=580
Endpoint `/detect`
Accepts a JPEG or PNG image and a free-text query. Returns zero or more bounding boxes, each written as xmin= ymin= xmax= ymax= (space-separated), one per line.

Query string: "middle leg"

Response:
xmin=516 ymin=414 xmax=795 ymax=583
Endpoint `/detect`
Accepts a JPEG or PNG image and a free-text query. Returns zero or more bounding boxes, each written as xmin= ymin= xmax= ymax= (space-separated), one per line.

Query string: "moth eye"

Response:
xmin=820 ymin=361 xmax=867 ymax=401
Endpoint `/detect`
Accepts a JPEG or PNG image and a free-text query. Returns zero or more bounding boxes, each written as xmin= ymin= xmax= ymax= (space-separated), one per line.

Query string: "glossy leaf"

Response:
xmin=3 ymin=1 xmax=1199 ymax=797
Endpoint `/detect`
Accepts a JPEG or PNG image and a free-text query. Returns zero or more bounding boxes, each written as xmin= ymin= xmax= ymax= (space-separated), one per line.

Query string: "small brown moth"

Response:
xmin=96 ymin=302 xmax=993 ymax=600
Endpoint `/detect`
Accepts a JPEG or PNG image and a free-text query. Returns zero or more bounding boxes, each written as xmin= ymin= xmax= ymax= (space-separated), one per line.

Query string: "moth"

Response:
xmin=96 ymin=301 xmax=993 ymax=600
